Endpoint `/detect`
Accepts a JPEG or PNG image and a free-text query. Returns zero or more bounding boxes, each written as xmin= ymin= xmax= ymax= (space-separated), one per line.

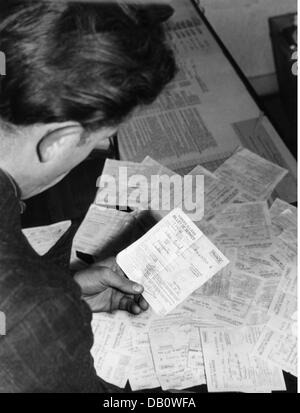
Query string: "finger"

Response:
xmin=101 ymin=268 xmax=144 ymax=296
xmin=134 ymin=294 xmax=149 ymax=311
xmin=119 ymin=296 xmax=142 ymax=315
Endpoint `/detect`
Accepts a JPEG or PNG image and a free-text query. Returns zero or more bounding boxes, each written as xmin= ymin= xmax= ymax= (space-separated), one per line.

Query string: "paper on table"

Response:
xmin=270 ymin=198 xmax=298 ymax=221
xmin=188 ymin=164 xmax=217 ymax=185
xmin=117 ymin=208 xmax=229 ymax=316
xmin=23 ymin=221 xmax=71 ymax=256
xmin=95 ymin=158 xmax=159 ymax=210
xmin=72 ymin=204 xmax=134 ymax=257
xmin=181 ymin=241 xmax=282 ymax=328
xmin=118 ymin=69 xmax=259 ymax=176
xmin=232 ymin=117 xmax=297 ymax=203
xmin=141 ymin=157 xmax=190 ymax=220
xmin=200 ymin=325 xmax=286 ymax=392
xmin=166 ymin=0 xmax=220 ymax=59
xmin=267 ymin=235 xmax=297 ymax=273
xmin=202 ymin=180 xmax=240 ymax=223
xmin=91 ymin=313 xmax=132 ymax=388
xmin=252 ymin=316 xmax=297 ymax=377
xmin=268 ymin=287 xmax=297 ymax=322
xmin=118 ymin=96 xmax=232 ymax=174
xmin=187 ymin=327 xmax=206 ymax=388
xmin=267 ymin=263 xmax=297 ymax=325
xmin=129 ymin=333 xmax=160 ymax=391
xmin=148 ymin=320 xmax=206 ymax=390
xmin=167 ymin=0 xmax=203 ymax=29
xmin=234 ymin=246 xmax=282 ymax=279
xmin=214 ymin=148 xmax=288 ymax=202
xmin=211 ymin=201 xmax=273 ymax=248
xmin=186 ymin=273 xmax=265 ymax=327
xmin=271 ymin=209 xmax=297 ymax=242
xmin=149 ymin=322 xmax=191 ymax=378
xmin=274 ymin=264 xmax=297 ymax=298
xmin=252 ymin=258 xmax=297 ymax=377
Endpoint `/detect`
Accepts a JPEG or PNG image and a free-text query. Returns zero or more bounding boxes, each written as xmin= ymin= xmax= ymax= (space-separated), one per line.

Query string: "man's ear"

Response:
xmin=37 ymin=123 xmax=85 ymax=163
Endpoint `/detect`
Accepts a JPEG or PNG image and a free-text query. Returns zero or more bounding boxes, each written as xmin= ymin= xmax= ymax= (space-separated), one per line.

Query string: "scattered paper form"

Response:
xmin=91 ymin=313 xmax=133 ymax=389
xmin=252 ymin=264 xmax=297 ymax=377
xmin=117 ymin=208 xmax=229 ymax=316
xmin=214 ymin=148 xmax=288 ymax=202
xmin=200 ymin=325 xmax=286 ymax=392
xmin=23 ymin=221 xmax=71 ymax=256
xmin=95 ymin=159 xmax=160 ymax=210
xmin=211 ymin=201 xmax=273 ymax=249
xmin=72 ymin=204 xmax=135 ymax=258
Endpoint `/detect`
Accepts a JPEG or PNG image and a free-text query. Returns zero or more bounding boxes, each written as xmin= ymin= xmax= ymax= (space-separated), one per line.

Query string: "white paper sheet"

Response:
xmin=211 ymin=201 xmax=273 ymax=248
xmin=200 ymin=325 xmax=286 ymax=392
xmin=91 ymin=313 xmax=133 ymax=388
xmin=214 ymin=148 xmax=288 ymax=202
xmin=117 ymin=208 xmax=229 ymax=316
xmin=73 ymin=204 xmax=134 ymax=257
xmin=23 ymin=221 xmax=71 ymax=256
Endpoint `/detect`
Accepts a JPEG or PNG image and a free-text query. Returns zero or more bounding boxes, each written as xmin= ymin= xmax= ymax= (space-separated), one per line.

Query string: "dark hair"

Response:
xmin=0 ymin=1 xmax=176 ymax=131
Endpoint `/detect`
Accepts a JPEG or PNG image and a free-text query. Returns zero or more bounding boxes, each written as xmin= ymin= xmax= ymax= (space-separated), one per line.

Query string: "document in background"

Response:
xmin=184 ymin=272 xmax=266 ymax=328
xmin=211 ymin=201 xmax=273 ymax=248
xmin=188 ymin=165 xmax=241 ymax=223
xmin=73 ymin=205 xmax=134 ymax=258
xmin=95 ymin=158 xmax=158 ymax=210
xmin=271 ymin=209 xmax=297 ymax=243
xmin=91 ymin=313 xmax=133 ymax=388
xmin=142 ymin=157 xmax=205 ymax=222
xmin=200 ymin=325 xmax=286 ymax=392
xmin=165 ymin=0 xmax=220 ymax=58
xmin=23 ymin=221 xmax=71 ymax=256
xmin=252 ymin=315 xmax=297 ymax=378
xmin=117 ymin=208 xmax=229 ymax=316
xmin=96 ymin=157 xmax=186 ymax=215
xmin=233 ymin=117 xmax=297 ymax=203
xmin=148 ymin=319 xmax=206 ymax=390
xmin=234 ymin=246 xmax=281 ymax=279
xmin=270 ymin=198 xmax=297 ymax=221
xmin=214 ymin=148 xmax=288 ymax=202
xmin=267 ymin=224 xmax=297 ymax=275
xmin=128 ymin=332 xmax=160 ymax=391
xmin=149 ymin=323 xmax=191 ymax=388
xmin=252 ymin=264 xmax=297 ymax=377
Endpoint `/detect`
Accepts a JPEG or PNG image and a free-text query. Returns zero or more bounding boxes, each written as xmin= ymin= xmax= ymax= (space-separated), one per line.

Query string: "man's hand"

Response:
xmin=74 ymin=257 xmax=149 ymax=314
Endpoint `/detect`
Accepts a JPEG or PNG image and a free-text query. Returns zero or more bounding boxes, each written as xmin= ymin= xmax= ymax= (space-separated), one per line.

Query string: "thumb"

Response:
xmin=101 ymin=268 xmax=144 ymax=295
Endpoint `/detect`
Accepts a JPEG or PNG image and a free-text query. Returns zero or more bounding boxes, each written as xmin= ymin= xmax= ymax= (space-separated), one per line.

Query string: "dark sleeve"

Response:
xmin=0 ymin=291 xmax=123 ymax=393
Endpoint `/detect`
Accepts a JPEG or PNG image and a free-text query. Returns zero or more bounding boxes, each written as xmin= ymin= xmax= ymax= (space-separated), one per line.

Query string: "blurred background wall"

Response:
xmin=200 ymin=0 xmax=297 ymax=95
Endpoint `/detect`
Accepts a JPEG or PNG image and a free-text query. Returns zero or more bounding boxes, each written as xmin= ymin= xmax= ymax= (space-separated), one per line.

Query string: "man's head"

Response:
xmin=0 ymin=1 xmax=176 ymax=199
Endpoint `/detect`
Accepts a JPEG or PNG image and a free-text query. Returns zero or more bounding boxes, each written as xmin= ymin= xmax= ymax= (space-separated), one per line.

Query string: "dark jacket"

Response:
xmin=0 ymin=169 xmax=115 ymax=393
